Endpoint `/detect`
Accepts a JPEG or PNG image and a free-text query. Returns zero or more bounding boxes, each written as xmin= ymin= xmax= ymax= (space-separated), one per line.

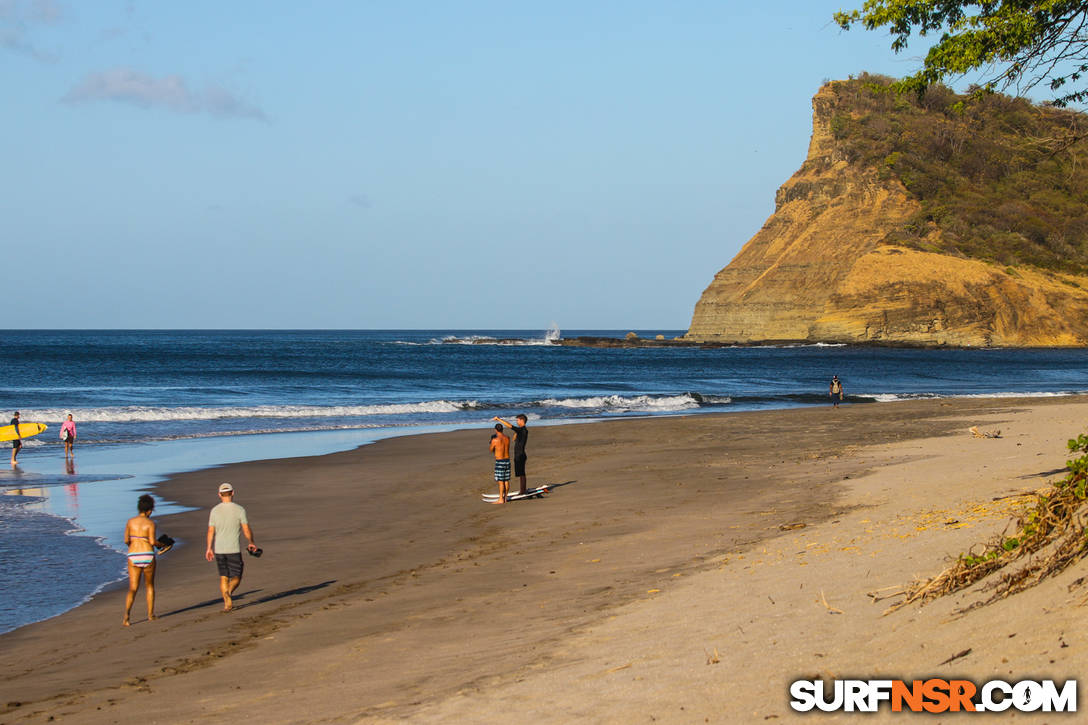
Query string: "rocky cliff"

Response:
xmin=686 ymin=79 xmax=1088 ymax=346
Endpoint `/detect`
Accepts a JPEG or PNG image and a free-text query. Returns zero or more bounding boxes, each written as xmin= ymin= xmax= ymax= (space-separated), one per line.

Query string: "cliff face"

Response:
xmin=686 ymin=83 xmax=1088 ymax=346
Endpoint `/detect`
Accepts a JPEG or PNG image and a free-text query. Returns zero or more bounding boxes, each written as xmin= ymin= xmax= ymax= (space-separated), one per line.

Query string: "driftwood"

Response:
xmin=939 ymin=648 xmax=972 ymax=666
xmin=819 ymin=589 xmax=844 ymax=614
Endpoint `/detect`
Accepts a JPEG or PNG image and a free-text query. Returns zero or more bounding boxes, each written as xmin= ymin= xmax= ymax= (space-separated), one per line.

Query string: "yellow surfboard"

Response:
xmin=0 ymin=422 xmax=47 ymax=442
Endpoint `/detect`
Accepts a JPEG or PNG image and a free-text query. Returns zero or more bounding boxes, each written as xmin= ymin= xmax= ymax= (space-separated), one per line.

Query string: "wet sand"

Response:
xmin=3 ymin=397 xmax=1087 ymax=723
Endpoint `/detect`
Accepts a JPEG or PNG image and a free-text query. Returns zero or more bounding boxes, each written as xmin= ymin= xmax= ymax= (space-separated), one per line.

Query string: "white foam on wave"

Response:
xmin=11 ymin=437 xmax=50 ymax=448
xmin=540 ymin=393 xmax=703 ymax=413
xmin=130 ymin=422 xmax=413 ymax=441
xmin=392 ymin=336 xmax=557 ymax=346
xmin=862 ymin=393 xmax=941 ymax=403
xmin=19 ymin=400 xmax=479 ymax=423
xmin=772 ymin=342 xmax=849 ymax=349
xmin=430 ymin=334 xmax=559 ymax=346
xmin=860 ymin=390 xmax=1081 ymax=403
xmin=950 ymin=391 xmax=1078 ymax=399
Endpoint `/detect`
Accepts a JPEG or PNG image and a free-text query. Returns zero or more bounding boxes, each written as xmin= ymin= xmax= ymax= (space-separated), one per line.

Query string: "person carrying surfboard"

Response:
xmin=60 ymin=414 xmax=76 ymax=458
xmin=489 ymin=423 xmax=511 ymax=504
xmin=493 ymin=415 xmax=529 ymax=496
xmin=10 ymin=411 xmax=21 ymax=466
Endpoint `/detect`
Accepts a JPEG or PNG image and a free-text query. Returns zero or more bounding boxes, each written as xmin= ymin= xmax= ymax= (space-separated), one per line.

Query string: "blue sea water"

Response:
xmin=3 ymin=328 xmax=1088 ymax=634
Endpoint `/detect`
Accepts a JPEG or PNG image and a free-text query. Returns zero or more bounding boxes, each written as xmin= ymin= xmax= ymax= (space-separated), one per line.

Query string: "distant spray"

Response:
xmin=545 ymin=322 xmax=561 ymax=343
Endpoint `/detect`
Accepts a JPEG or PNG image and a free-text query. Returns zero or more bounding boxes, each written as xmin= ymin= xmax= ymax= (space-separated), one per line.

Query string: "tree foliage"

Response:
xmin=835 ymin=1 xmax=1088 ymax=106
xmin=823 ymin=75 xmax=1088 ymax=273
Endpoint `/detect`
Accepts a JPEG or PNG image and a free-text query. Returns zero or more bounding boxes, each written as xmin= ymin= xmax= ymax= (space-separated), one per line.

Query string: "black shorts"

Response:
xmin=11 ymin=439 xmax=21 ymax=450
xmin=513 ymin=453 xmax=527 ymax=477
xmin=215 ymin=553 xmax=244 ymax=579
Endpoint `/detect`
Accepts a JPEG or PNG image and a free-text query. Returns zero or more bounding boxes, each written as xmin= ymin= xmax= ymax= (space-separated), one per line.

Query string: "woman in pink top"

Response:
xmin=60 ymin=414 xmax=76 ymax=458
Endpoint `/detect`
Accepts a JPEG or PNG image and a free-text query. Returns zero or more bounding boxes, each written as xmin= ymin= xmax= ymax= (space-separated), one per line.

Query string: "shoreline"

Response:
xmin=3 ymin=396 xmax=1087 ymax=722
xmin=0 ymin=423 xmax=490 ymax=636
xmin=555 ymin=335 xmax=1088 ymax=349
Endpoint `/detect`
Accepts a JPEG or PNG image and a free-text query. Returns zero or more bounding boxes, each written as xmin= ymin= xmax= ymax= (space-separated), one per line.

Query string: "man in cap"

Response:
xmin=205 ymin=482 xmax=258 ymax=612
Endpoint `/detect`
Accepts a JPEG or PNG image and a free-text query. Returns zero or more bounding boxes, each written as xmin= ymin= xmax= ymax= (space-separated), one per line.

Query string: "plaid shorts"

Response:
xmin=494 ymin=458 xmax=511 ymax=482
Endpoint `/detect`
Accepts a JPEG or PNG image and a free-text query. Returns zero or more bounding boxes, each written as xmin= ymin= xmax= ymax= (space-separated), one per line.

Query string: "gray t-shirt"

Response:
xmin=208 ymin=501 xmax=248 ymax=554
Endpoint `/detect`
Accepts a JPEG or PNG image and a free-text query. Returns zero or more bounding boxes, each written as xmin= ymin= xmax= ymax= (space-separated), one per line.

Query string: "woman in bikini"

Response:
xmin=123 ymin=494 xmax=161 ymax=626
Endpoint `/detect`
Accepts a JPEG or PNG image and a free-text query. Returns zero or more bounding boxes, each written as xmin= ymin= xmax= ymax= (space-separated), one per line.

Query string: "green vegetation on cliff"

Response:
xmin=820 ymin=75 xmax=1088 ymax=275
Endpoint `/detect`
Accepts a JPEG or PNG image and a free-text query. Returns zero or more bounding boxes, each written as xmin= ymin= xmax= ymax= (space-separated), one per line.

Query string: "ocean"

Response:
xmin=3 ymin=328 xmax=1088 ymax=634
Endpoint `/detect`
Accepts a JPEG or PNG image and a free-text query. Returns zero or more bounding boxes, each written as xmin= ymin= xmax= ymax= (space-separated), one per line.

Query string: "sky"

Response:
xmin=2 ymin=1 xmax=934 ymax=329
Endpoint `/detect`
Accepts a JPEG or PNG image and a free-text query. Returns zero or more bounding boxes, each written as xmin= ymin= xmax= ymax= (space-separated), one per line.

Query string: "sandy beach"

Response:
xmin=3 ymin=396 xmax=1087 ymax=723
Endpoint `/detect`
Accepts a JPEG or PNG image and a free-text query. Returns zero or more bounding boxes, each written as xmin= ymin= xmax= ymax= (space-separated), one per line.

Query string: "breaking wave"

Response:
xmin=430 ymin=334 xmax=559 ymax=346
xmin=18 ymin=401 xmax=480 ymax=423
xmin=540 ymin=393 xmax=731 ymax=413
xmin=858 ymin=391 xmax=1079 ymax=403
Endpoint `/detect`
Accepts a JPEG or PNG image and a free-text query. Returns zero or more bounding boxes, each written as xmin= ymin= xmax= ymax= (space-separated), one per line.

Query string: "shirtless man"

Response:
xmin=489 ymin=423 xmax=511 ymax=504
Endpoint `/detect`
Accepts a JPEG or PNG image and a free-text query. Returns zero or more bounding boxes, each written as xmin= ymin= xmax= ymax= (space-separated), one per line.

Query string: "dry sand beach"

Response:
xmin=3 ymin=397 xmax=1088 ymax=723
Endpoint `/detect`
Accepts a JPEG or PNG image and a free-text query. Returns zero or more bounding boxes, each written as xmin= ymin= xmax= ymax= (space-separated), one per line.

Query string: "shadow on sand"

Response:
xmin=160 ymin=580 xmax=336 ymax=618
xmin=1018 ymin=467 xmax=1068 ymax=480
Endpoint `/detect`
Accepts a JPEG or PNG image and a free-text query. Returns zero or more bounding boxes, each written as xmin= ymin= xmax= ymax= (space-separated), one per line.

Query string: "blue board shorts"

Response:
xmin=494 ymin=458 xmax=511 ymax=482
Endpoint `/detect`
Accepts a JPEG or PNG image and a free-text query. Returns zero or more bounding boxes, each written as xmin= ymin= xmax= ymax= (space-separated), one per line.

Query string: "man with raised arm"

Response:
xmin=493 ymin=414 xmax=529 ymax=496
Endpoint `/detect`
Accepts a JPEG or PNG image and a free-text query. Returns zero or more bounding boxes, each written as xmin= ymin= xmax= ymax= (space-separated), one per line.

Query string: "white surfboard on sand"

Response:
xmin=481 ymin=485 xmax=550 ymax=501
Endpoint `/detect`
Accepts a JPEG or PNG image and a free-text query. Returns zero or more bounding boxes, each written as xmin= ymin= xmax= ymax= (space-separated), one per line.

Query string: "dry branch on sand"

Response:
xmin=884 ymin=432 xmax=1088 ymax=614
xmin=819 ymin=589 xmax=844 ymax=615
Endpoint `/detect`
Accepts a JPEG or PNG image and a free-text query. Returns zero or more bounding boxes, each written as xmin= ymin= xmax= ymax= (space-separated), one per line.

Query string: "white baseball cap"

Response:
xmin=218 ymin=482 xmax=234 ymax=494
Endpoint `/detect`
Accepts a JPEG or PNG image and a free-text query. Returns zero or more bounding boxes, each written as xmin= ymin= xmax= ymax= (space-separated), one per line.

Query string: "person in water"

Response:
xmin=10 ymin=411 xmax=21 ymax=466
xmin=123 ymin=494 xmax=162 ymax=626
xmin=60 ymin=413 xmax=76 ymax=458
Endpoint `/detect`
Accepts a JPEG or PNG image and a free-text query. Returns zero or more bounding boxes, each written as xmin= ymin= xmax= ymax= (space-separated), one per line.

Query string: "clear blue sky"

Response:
xmin=2 ymin=1 xmax=930 ymax=329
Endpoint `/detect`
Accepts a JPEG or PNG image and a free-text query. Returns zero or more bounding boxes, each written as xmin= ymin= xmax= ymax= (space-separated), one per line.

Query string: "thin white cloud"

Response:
xmin=0 ymin=0 xmax=59 ymax=23
xmin=62 ymin=67 xmax=267 ymax=121
xmin=28 ymin=0 xmax=61 ymax=25
xmin=1 ymin=26 xmax=53 ymax=60
xmin=0 ymin=0 xmax=61 ymax=61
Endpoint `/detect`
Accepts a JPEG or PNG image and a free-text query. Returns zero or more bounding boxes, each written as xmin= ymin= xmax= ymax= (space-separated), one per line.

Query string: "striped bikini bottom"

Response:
xmin=127 ymin=550 xmax=155 ymax=568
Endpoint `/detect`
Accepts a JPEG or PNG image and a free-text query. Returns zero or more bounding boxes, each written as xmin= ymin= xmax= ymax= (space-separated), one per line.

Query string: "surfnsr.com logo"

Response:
xmin=790 ymin=678 xmax=1077 ymax=713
